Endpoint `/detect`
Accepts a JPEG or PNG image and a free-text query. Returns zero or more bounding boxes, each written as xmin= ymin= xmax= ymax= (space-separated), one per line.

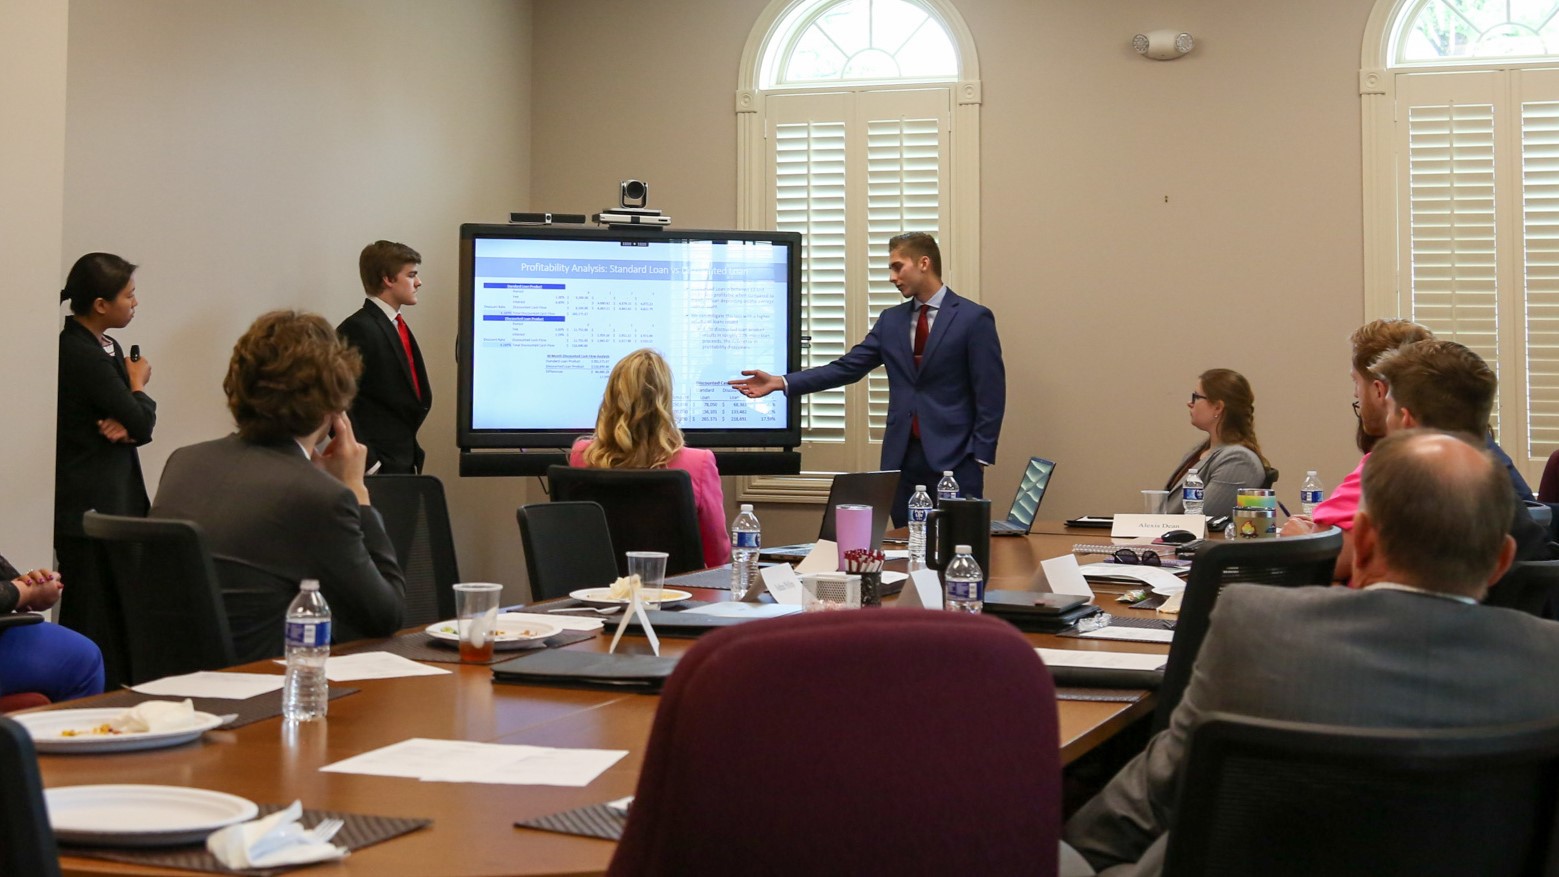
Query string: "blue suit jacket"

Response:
xmin=785 ymin=288 xmax=1005 ymax=472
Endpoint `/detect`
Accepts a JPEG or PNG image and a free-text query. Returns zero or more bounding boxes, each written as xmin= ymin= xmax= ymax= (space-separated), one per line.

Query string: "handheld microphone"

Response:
xmin=129 ymin=345 xmax=140 ymax=362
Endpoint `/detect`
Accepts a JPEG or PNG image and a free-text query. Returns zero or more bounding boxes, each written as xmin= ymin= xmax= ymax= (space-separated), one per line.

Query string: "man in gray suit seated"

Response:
xmin=1062 ymin=429 xmax=1559 ymax=876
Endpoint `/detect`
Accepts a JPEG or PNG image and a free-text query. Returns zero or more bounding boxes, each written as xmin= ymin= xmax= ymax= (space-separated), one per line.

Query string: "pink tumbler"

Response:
xmin=835 ymin=504 xmax=873 ymax=570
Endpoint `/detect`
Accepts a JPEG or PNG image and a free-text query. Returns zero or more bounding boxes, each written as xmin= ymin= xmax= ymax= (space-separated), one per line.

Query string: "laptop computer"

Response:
xmin=760 ymin=470 xmax=900 ymax=560
xmin=990 ymin=457 xmax=1057 ymax=536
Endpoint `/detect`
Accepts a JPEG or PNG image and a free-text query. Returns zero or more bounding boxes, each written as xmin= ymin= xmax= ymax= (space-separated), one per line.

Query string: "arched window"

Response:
xmin=1362 ymin=0 xmax=1559 ymax=474
xmin=737 ymin=0 xmax=980 ymax=487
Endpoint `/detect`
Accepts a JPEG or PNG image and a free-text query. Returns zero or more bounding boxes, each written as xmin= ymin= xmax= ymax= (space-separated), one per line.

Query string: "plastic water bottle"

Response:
xmin=1300 ymin=470 xmax=1324 ymax=515
xmin=282 ymin=579 xmax=331 ymax=722
xmin=944 ymin=544 xmax=984 ymax=614
xmin=907 ymin=485 xmax=933 ymax=570
xmin=936 ymin=470 xmax=960 ymax=504
xmin=730 ymin=503 xmax=761 ymax=600
xmin=1183 ymin=468 xmax=1205 ymax=516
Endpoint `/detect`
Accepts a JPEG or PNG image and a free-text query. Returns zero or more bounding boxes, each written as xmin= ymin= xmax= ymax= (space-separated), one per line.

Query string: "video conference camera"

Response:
xmin=619 ymin=179 xmax=648 ymax=209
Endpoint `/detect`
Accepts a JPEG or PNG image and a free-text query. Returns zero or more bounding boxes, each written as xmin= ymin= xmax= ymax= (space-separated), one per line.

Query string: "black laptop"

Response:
xmin=991 ymin=457 xmax=1057 ymax=536
xmin=760 ymin=470 xmax=900 ymax=560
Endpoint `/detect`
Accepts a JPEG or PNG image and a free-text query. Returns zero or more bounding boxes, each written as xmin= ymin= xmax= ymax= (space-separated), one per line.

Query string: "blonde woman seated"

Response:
xmin=1163 ymin=368 xmax=1270 ymax=519
xmin=570 ymin=349 xmax=730 ymax=568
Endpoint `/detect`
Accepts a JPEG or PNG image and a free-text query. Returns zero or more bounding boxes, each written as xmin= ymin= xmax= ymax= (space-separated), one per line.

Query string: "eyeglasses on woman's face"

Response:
xmin=1190 ymin=392 xmax=1209 ymax=404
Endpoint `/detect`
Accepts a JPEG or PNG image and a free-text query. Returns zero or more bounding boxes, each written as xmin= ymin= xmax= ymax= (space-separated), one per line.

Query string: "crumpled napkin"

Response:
xmin=206 ymin=801 xmax=348 ymax=869
xmin=607 ymin=574 xmax=641 ymax=601
xmin=108 ymin=699 xmax=202 ymax=733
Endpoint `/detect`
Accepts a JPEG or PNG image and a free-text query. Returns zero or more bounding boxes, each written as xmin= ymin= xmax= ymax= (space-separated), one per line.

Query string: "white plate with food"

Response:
xmin=45 ymin=784 xmax=259 ymax=846
xmin=569 ymin=587 xmax=693 ymax=607
xmin=424 ymin=615 xmax=562 ymax=649
xmin=15 ymin=708 xmax=225 ymax=754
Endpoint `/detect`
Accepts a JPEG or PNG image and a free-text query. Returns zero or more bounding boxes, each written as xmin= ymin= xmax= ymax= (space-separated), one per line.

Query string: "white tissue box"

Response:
xmin=801 ymin=573 xmax=861 ymax=611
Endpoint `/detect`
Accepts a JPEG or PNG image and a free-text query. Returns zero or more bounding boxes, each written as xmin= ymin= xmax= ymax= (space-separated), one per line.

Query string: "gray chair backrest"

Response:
xmin=546 ymin=466 xmax=704 ymax=575
xmin=1167 ymin=712 xmax=1559 ymax=877
xmin=83 ymin=511 xmax=236 ymax=686
xmin=364 ymin=474 xmax=460 ymax=624
xmin=0 ymin=716 xmax=60 ymax=877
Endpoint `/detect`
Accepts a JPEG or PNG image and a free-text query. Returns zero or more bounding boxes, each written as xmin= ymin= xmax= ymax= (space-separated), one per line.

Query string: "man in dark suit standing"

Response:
xmin=1063 ymin=430 xmax=1559 ymax=877
xmin=730 ymin=232 xmax=1006 ymax=524
xmin=336 ymin=240 xmax=432 ymax=473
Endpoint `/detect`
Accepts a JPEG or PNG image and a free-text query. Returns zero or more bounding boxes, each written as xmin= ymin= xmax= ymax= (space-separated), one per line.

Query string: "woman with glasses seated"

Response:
xmin=1162 ymin=369 xmax=1269 ymax=520
xmin=570 ymin=349 xmax=730 ymax=569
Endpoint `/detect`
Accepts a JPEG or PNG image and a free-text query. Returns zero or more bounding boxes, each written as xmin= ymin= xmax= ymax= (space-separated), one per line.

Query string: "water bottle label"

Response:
xmin=1183 ymin=486 xmax=1204 ymax=502
xmin=910 ymin=508 xmax=930 ymax=524
xmin=733 ymin=531 xmax=760 ymax=550
xmin=937 ymin=490 xmax=958 ymax=502
xmin=286 ymin=619 xmax=330 ymax=649
xmin=1301 ymin=490 xmax=1323 ymax=505
xmin=947 ymin=578 xmax=983 ymax=601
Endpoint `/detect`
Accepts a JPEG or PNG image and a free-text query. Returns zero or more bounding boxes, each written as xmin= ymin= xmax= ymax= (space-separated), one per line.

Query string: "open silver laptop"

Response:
xmin=991 ymin=457 xmax=1057 ymax=536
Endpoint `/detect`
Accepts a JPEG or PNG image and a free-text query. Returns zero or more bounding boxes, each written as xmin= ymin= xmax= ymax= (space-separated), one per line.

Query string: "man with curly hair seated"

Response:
xmin=151 ymin=310 xmax=405 ymax=662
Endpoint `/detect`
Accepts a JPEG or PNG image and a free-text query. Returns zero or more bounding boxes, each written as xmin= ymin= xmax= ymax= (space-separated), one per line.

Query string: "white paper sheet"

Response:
xmin=795 ymin=540 xmax=839 ymax=573
xmin=1034 ymin=648 xmax=1167 ymax=672
xmin=1075 ymin=626 xmax=1175 ymax=643
xmin=320 ymin=652 xmax=452 ymax=681
xmin=882 ymin=549 xmax=910 ymax=561
xmin=498 ymin=611 xmax=604 ymax=632
xmin=131 ymin=671 xmax=284 ymax=699
xmin=1039 ymin=554 xmax=1096 ymax=598
xmin=680 ymin=602 xmax=802 ymax=618
xmin=320 ymin=737 xmax=628 ymax=787
xmin=1076 ymin=563 xmax=1187 ymax=590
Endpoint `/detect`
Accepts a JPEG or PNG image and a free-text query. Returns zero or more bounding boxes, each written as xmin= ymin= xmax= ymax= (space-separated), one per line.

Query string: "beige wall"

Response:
xmin=60 ymin=0 xmax=535 ymax=597
xmin=1 ymin=1 xmax=69 ymax=570
xmin=531 ymin=0 xmax=1377 ymax=545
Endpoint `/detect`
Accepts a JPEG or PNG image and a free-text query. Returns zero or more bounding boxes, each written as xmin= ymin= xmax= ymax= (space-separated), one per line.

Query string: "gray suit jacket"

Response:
xmin=150 ymin=435 xmax=406 ymax=662
xmin=1064 ymin=584 xmax=1559 ymax=876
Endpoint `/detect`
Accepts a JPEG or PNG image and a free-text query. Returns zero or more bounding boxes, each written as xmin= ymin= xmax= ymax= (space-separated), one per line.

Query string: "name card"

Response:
xmin=1111 ymin=513 xmax=1205 ymax=539
xmin=1039 ymin=554 xmax=1095 ymax=599
xmin=758 ymin=564 xmax=805 ymax=606
xmin=897 ymin=568 xmax=944 ymax=610
xmin=796 ymin=540 xmax=839 ymax=574
xmin=608 ymin=584 xmax=660 ymax=656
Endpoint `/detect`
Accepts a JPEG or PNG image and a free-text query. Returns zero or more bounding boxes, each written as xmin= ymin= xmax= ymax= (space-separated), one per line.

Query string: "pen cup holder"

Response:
xmin=858 ymin=572 xmax=883 ymax=607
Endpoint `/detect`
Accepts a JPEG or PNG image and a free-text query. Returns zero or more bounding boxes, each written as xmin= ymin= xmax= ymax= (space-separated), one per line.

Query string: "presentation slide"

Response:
xmin=469 ymin=236 xmax=790 ymax=433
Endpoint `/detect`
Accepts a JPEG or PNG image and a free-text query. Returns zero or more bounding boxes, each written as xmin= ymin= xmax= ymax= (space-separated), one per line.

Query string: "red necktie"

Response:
xmin=912 ymin=304 xmax=930 ymax=438
xmin=396 ymin=314 xmax=421 ymax=400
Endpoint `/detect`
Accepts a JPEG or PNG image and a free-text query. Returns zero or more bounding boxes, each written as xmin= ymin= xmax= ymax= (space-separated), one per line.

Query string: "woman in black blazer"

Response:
xmin=54 ymin=253 xmax=156 ymax=656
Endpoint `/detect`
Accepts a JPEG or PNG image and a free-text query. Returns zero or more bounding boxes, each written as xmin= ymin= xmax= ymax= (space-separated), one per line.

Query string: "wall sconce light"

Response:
xmin=1132 ymin=30 xmax=1194 ymax=60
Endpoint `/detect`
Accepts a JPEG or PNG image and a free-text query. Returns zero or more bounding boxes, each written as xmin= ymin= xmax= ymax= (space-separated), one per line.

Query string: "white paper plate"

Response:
xmin=44 ymin=784 xmax=258 ymax=846
xmin=424 ymin=615 xmax=561 ymax=650
xmin=17 ymin=708 xmax=225 ymax=755
xmin=570 ymin=587 xmax=693 ymax=607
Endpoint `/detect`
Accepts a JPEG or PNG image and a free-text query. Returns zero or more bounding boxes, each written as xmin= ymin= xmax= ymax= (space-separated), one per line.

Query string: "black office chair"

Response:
xmin=1525 ymin=500 xmax=1554 ymax=537
xmin=517 ymin=502 xmax=620 ymax=601
xmin=1484 ymin=559 xmax=1559 ymax=619
xmin=365 ymin=474 xmax=460 ymax=624
xmin=546 ymin=466 xmax=704 ymax=575
xmin=1151 ymin=528 xmax=1342 ymax=734
xmin=0 ymin=716 xmax=61 ymax=877
xmin=1261 ymin=467 xmax=1280 ymax=490
xmin=1164 ymin=712 xmax=1559 ymax=877
xmin=82 ymin=512 xmax=237 ymax=687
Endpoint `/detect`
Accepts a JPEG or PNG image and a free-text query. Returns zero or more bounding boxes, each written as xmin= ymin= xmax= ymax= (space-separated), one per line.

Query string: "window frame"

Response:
xmin=735 ymin=0 xmax=982 ymax=502
xmin=1362 ymin=0 xmax=1559 ymax=481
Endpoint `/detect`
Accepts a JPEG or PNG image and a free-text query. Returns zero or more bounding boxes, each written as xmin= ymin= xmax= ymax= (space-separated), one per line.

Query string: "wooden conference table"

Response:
xmin=37 ymin=524 xmax=1170 ymax=877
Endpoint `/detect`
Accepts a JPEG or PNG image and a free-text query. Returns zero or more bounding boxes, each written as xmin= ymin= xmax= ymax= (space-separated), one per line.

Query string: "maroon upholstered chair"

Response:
xmin=607 ymin=610 xmax=1062 ymax=877
xmin=1539 ymin=448 xmax=1559 ymax=503
xmin=0 ymin=693 xmax=49 ymax=714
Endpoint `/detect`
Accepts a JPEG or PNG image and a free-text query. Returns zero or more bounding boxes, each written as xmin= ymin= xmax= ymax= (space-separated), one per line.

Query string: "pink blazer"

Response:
xmin=569 ymin=439 xmax=731 ymax=568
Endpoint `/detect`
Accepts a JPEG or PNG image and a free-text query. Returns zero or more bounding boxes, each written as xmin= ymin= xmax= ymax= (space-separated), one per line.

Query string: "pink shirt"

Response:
xmin=569 ymin=439 xmax=731 ymax=568
xmin=1311 ymin=455 xmax=1366 ymax=532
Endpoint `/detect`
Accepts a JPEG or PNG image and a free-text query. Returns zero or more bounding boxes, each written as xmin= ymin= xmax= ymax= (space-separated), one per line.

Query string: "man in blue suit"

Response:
xmin=731 ymin=232 xmax=1006 ymax=524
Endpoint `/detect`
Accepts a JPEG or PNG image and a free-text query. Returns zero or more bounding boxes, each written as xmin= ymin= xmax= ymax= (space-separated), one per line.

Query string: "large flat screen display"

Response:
xmin=457 ymin=224 xmax=802 ymax=450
